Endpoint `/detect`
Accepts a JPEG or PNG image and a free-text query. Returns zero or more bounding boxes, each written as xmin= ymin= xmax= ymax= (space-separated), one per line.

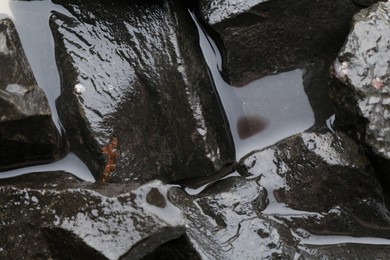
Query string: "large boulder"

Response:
xmin=196 ymin=0 xmax=364 ymax=86
xmin=169 ymin=131 xmax=390 ymax=258
xmin=330 ymin=2 xmax=390 ymax=183
xmin=0 ymin=18 xmax=61 ymax=170
xmin=51 ymin=0 xmax=234 ymax=184
xmin=0 ymin=172 xmax=186 ymax=260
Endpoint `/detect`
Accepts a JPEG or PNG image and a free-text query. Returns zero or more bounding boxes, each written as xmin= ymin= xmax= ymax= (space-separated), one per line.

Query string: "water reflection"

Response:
xmin=0 ymin=0 xmax=71 ymax=130
xmin=191 ymin=12 xmax=315 ymax=160
xmin=0 ymin=153 xmax=95 ymax=182
xmin=0 ymin=1 xmax=94 ymax=181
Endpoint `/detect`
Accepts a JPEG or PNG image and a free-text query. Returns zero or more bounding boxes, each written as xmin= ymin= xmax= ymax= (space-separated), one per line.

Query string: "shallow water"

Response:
xmin=0 ymin=0 xmax=69 ymax=130
xmin=189 ymin=10 xmax=390 ymax=250
xmin=0 ymin=0 xmax=94 ymax=181
xmin=191 ymin=12 xmax=315 ymax=160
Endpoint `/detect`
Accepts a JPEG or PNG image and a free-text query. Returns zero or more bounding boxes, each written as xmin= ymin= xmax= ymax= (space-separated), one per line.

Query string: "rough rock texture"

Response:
xmin=329 ymin=2 xmax=390 ymax=191
xmin=198 ymin=0 xmax=268 ymax=25
xmin=52 ymin=0 xmax=234 ymax=184
xmin=330 ymin=2 xmax=390 ymax=166
xmin=0 ymin=172 xmax=186 ymax=260
xmin=170 ymin=131 xmax=390 ymax=259
xmin=0 ymin=18 xmax=61 ymax=170
xmin=197 ymin=0 xmax=364 ymax=86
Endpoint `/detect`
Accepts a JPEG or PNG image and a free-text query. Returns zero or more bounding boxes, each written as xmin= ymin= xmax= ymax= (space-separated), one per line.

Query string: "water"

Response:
xmin=0 ymin=0 xmax=94 ymax=181
xmin=191 ymin=12 xmax=315 ymax=161
xmin=0 ymin=0 xmax=69 ymax=130
xmin=189 ymin=10 xmax=390 ymax=251
xmin=0 ymin=153 xmax=94 ymax=182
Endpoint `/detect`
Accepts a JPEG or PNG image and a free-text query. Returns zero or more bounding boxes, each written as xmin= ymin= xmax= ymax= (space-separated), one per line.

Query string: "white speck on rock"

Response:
xmin=74 ymin=83 xmax=86 ymax=94
xmin=5 ymin=84 xmax=28 ymax=95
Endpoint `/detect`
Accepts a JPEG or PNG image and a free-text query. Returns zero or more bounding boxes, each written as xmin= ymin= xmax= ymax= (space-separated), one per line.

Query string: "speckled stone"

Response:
xmin=330 ymin=2 xmax=390 ymax=161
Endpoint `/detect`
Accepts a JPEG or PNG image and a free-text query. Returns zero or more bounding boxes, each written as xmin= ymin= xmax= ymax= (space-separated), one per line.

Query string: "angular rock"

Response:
xmin=198 ymin=0 xmax=268 ymax=25
xmin=169 ymin=131 xmax=390 ymax=258
xmin=51 ymin=0 xmax=234 ymax=184
xmin=0 ymin=18 xmax=61 ymax=170
xmin=330 ymin=2 xmax=390 ymax=179
xmin=0 ymin=172 xmax=186 ymax=260
xmin=197 ymin=0 xmax=363 ymax=86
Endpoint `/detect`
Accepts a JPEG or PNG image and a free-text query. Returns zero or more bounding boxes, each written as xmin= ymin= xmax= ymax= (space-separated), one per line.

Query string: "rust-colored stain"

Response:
xmin=101 ymin=138 xmax=118 ymax=183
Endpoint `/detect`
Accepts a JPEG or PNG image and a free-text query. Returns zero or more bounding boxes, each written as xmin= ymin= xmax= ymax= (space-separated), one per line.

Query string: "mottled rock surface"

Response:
xmin=198 ymin=0 xmax=268 ymax=25
xmin=197 ymin=0 xmax=363 ymax=86
xmin=170 ymin=131 xmax=390 ymax=259
xmin=52 ymin=0 xmax=234 ymax=184
xmin=330 ymin=2 xmax=390 ymax=188
xmin=0 ymin=172 xmax=186 ymax=260
xmin=0 ymin=18 xmax=60 ymax=170
xmin=331 ymin=2 xmax=390 ymax=159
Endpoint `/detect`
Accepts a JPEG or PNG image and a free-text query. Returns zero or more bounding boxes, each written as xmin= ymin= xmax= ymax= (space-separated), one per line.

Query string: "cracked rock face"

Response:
xmin=0 ymin=172 xmax=186 ymax=260
xmin=169 ymin=131 xmax=390 ymax=259
xmin=0 ymin=18 xmax=60 ymax=170
xmin=52 ymin=0 xmax=234 ymax=184
xmin=330 ymin=2 xmax=390 ymax=180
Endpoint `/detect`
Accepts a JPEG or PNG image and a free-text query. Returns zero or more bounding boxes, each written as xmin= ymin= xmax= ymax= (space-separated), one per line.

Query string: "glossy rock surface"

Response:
xmin=196 ymin=0 xmax=362 ymax=86
xmin=0 ymin=172 xmax=186 ymax=260
xmin=52 ymin=0 xmax=234 ymax=184
xmin=0 ymin=18 xmax=60 ymax=170
xmin=169 ymin=131 xmax=390 ymax=259
xmin=330 ymin=2 xmax=390 ymax=161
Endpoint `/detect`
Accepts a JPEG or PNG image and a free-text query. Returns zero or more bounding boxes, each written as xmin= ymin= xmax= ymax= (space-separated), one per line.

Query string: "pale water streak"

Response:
xmin=0 ymin=153 xmax=95 ymax=182
xmin=0 ymin=1 xmax=94 ymax=181
xmin=0 ymin=0 xmax=71 ymax=130
xmin=191 ymin=12 xmax=315 ymax=160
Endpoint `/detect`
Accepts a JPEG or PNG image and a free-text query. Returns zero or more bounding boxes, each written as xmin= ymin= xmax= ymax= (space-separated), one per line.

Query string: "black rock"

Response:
xmin=197 ymin=0 xmax=362 ymax=86
xmin=0 ymin=172 xmax=186 ymax=260
xmin=0 ymin=18 xmax=61 ymax=170
xmin=169 ymin=131 xmax=390 ymax=258
xmin=51 ymin=0 xmax=234 ymax=184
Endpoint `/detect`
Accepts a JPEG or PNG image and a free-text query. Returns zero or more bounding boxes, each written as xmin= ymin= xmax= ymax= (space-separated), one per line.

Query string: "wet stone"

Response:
xmin=330 ymin=2 xmax=390 ymax=183
xmin=196 ymin=0 xmax=364 ymax=86
xmin=52 ymin=0 xmax=234 ymax=184
xmin=0 ymin=172 xmax=186 ymax=260
xmin=169 ymin=131 xmax=390 ymax=258
xmin=0 ymin=18 xmax=61 ymax=170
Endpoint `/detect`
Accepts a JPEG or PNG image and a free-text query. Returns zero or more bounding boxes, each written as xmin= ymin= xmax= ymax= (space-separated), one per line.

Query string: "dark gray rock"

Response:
xmin=169 ymin=131 xmax=390 ymax=259
xmin=330 ymin=2 xmax=390 ymax=183
xmin=51 ymin=0 xmax=234 ymax=184
xmin=197 ymin=0 xmax=362 ymax=86
xmin=0 ymin=172 xmax=186 ymax=260
xmin=0 ymin=18 xmax=61 ymax=170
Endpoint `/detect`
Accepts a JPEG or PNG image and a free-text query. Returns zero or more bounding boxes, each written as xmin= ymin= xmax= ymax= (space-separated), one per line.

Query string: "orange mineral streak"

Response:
xmin=100 ymin=138 xmax=119 ymax=183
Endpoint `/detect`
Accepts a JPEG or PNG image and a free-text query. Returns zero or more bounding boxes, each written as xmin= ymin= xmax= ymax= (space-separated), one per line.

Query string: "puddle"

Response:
xmin=0 ymin=0 xmax=70 ymax=130
xmin=0 ymin=153 xmax=94 ymax=182
xmin=0 ymin=0 xmax=94 ymax=181
xmin=190 ymin=12 xmax=315 ymax=160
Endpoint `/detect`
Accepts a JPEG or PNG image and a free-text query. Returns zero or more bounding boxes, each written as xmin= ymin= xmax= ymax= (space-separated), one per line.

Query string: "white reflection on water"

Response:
xmin=0 ymin=153 xmax=95 ymax=182
xmin=191 ymin=12 xmax=315 ymax=160
xmin=0 ymin=0 xmax=70 ymax=130
xmin=0 ymin=1 xmax=94 ymax=181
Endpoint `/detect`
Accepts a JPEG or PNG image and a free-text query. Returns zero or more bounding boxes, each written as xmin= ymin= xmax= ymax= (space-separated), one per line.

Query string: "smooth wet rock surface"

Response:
xmin=2 ymin=0 xmax=390 ymax=259
xmin=196 ymin=0 xmax=362 ymax=86
xmin=0 ymin=18 xmax=61 ymax=170
xmin=52 ymin=0 xmax=234 ymax=184
xmin=0 ymin=172 xmax=186 ymax=260
xmin=170 ymin=131 xmax=390 ymax=259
